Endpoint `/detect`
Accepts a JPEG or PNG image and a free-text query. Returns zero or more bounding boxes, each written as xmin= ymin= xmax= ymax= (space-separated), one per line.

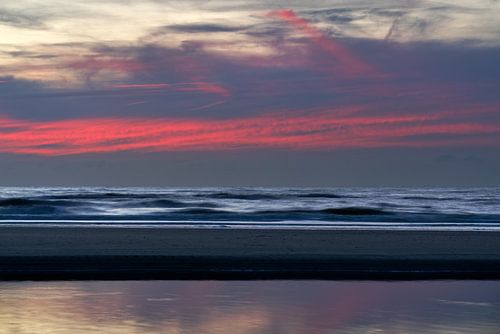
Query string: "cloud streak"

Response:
xmin=0 ymin=106 xmax=498 ymax=156
xmin=110 ymin=82 xmax=230 ymax=97
xmin=268 ymin=9 xmax=378 ymax=78
xmin=160 ymin=23 xmax=247 ymax=33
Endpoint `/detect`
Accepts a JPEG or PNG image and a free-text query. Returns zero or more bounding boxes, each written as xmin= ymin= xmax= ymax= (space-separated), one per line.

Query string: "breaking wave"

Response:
xmin=0 ymin=187 xmax=498 ymax=227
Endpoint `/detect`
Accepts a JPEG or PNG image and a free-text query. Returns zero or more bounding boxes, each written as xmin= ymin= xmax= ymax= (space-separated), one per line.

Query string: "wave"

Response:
xmin=194 ymin=192 xmax=282 ymax=200
xmin=162 ymin=206 xmax=388 ymax=216
xmin=0 ymin=188 xmax=498 ymax=225
xmin=0 ymin=204 xmax=62 ymax=215
xmin=400 ymin=196 xmax=461 ymax=201
xmin=44 ymin=192 xmax=166 ymax=200
xmin=193 ymin=192 xmax=351 ymax=200
xmin=129 ymin=199 xmax=190 ymax=208
xmin=296 ymin=194 xmax=344 ymax=199
xmin=0 ymin=197 xmax=85 ymax=216
xmin=319 ymin=207 xmax=388 ymax=215
xmin=172 ymin=208 xmax=231 ymax=214
xmin=252 ymin=207 xmax=386 ymax=215
xmin=0 ymin=198 xmax=45 ymax=207
xmin=0 ymin=198 xmax=85 ymax=208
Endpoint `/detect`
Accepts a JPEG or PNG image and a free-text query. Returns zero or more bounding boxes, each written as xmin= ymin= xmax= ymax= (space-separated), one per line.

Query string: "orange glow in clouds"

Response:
xmin=0 ymin=108 xmax=497 ymax=156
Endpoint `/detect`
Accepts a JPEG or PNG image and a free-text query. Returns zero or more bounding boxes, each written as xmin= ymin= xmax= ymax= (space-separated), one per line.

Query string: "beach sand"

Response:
xmin=1 ymin=227 xmax=500 ymax=280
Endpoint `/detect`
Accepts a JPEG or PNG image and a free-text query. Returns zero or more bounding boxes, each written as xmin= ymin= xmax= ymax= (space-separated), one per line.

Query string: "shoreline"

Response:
xmin=1 ymin=221 xmax=500 ymax=231
xmin=1 ymin=226 xmax=500 ymax=280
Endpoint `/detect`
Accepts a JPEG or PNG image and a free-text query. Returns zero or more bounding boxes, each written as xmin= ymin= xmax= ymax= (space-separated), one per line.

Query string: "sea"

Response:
xmin=2 ymin=187 xmax=500 ymax=333
xmin=0 ymin=187 xmax=498 ymax=230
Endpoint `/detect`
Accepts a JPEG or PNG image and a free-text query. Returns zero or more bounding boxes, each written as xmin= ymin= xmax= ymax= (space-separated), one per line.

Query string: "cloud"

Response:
xmin=172 ymin=82 xmax=230 ymax=97
xmin=66 ymin=57 xmax=146 ymax=73
xmin=0 ymin=3 xmax=499 ymax=156
xmin=110 ymin=81 xmax=230 ymax=97
xmin=0 ymin=9 xmax=46 ymax=29
xmin=159 ymin=23 xmax=247 ymax=33
xmin=110 ymin=83 xmax=171 ymax=89
xmin=267 ymin=9 xmax=379 ymax=78
xmin=0 ymin=105 xmax=498 ymax=156
xmin=2 ymin=35 xmax=500 ymax=128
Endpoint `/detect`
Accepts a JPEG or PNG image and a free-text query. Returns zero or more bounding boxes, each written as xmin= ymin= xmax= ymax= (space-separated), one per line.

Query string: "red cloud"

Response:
xmin=0 ymin=107 xmax=498 ymax=156
xmin=268 ymin=9 xmax=378 ymax=78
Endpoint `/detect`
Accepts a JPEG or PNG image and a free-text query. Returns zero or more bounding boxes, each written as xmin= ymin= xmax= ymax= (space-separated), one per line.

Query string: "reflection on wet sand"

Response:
xmin=0 ymin=281 xmax=499 ymax=333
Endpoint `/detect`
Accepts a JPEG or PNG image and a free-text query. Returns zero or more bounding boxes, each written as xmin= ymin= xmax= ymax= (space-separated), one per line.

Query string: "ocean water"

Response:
xmin=0 ymin=187 xmax=499 ymax=230
xmin=1 ymin=280 xmax=500 ymax=333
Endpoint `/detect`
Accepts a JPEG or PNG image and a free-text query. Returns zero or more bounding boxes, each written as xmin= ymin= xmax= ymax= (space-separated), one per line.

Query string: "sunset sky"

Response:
xmin=1 ymin=0 xmax=499 ymax=186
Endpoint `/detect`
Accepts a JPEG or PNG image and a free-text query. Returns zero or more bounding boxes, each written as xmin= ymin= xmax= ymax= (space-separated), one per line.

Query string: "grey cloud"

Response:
xmin=0 ymin=9 xmax=46 ymax=29
xmin=306 ymin=7 xmax=371 ymax=23
xmin=160 ymin=23 xmax=247 ymax=33
xmin=2 ymin=50 xmax=59 ymax=59
xmin=301 ymin=3 xmax=479 ymax=41
xmin=241 ymin=22 xmax=290 ymax=39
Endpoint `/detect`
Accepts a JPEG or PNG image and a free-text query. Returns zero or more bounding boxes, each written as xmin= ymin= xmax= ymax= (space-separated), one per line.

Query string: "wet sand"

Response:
xmin=1 ymin=227 xmax=500 ymax=280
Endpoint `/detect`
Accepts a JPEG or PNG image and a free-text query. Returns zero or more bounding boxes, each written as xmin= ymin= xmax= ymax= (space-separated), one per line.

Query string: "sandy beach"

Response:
xmin=1 ymin=226 xmax=500 ymax=280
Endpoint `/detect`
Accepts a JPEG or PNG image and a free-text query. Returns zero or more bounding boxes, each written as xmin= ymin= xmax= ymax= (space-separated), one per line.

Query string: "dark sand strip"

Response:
xmin=1 ymin=227 xmax=500 ymax=280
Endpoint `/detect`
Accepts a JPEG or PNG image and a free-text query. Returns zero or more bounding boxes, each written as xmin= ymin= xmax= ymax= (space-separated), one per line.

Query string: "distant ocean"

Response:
xmin=0 ymin=187 xmax=499 ymax=230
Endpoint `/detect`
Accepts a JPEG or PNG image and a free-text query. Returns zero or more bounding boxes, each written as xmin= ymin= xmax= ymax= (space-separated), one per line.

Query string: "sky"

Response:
xmin=0 ymin=0 xmax=499 ymax=186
